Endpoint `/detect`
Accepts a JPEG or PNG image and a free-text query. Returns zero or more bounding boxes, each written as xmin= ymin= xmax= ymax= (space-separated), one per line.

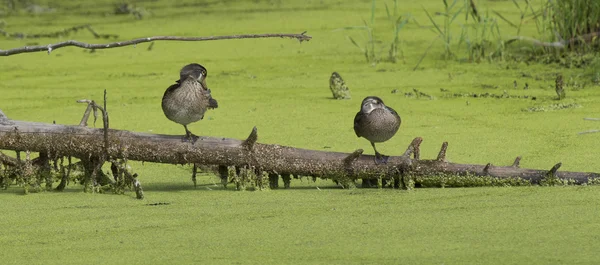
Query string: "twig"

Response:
xmin=0 ymin=151 xmax=18 ymax=166
xmin=77 ymin=99 xmax=105 ymax=127
xmin=506 ymin=31 xmax=600 ymax=49
xmin=0 ymin=32 xmax=312 ymax=56
xmin=579 ymin=130 xmax=600 ymax=135
xmin=580 ymin=118 xmax=600 ymax=134
xmin=102 ymin=90 xmax=109 ymax=158
xmin=505 ymin=36 xmax=565 ymax=48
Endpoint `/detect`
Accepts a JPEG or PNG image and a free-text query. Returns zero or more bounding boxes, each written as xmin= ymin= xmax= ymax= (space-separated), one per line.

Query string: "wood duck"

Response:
xmin=353 ymin=96 xmax=401 ymax=164
xmin=162 ymin=63 xmax=218 ymax=140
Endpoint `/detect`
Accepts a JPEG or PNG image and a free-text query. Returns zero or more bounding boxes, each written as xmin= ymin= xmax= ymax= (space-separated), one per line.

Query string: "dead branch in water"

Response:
xmin=0 ymin=32 xmax=312 ymax=56
xmin=579 ymin=117 xmax=600 ymax=135
xmin=1 ymin=104 xmax=599 ymax=197
xmin=505 ymin=31 xmax=600 ymax=49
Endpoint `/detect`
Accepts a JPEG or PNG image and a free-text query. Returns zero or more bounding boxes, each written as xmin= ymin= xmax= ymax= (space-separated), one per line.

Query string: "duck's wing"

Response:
xmin=385 ymin=106 xmax=401 ymax=124
xmin=353 ymin=111 xmax=364 ymax=138
xmin=385 ymin=106 xmax=398 ymax=116
xmin=162 ymin=82 xmax=180 ymax=101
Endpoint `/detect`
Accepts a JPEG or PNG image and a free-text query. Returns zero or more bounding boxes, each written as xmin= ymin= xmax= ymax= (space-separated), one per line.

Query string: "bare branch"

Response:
xmin=505 ymin=36 xmax=566 ymax=48
xmin=548 ymin=163 xmax=562 ymax=177
xmin=242 ymin=126 xmax=258 ymax=151
xmin=0 ymin=32 xmax=312 ymax=56
xmin=579 ymin=130 xmax=600 ymax=135
xmin=402 ymin=137 xmax=423 ymax=159
xmin=506 ymin=31 xmax=600 ymax=49
xmin=343 ymin=149 xmax=363 ymax=165
xmin=483 ymin=163 xmax=492 ymax=174
xmin=512 ymin=156 xmax=522 ymax=168
xmin=436 ymin=142 xmax=448 ymax=161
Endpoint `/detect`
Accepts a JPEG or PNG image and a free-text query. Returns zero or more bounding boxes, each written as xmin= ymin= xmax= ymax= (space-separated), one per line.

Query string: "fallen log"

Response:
xmin=1 ymin=107 xmax=599 ymax=194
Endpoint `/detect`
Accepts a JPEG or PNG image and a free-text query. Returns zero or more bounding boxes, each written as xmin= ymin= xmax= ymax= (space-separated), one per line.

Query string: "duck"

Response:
xmin=162 ymin=63 xmax=218 ymax=141
xmin=353 ymin=96 xmax=401 ymax=164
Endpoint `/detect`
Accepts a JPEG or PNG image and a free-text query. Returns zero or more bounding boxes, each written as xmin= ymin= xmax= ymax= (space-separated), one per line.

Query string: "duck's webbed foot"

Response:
xmin=183 ymin=125 xmax=199 ymax=143
xmin=374 ymin=152 xmax=389 ymax=164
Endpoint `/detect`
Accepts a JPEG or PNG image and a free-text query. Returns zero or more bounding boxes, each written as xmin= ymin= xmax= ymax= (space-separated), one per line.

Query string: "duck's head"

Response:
xmin=360 ymin=96 xmax=386 ymax=114
xmin=180 ymin=63 xmax=208 ymax=89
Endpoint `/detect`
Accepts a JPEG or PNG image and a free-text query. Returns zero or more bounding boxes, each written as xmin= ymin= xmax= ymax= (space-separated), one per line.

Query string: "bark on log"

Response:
xmin=1 ymin=110 xmax=599 ymax=187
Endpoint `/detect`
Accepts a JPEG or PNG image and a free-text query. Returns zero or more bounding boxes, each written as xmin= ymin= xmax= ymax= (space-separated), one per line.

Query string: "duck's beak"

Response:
xmin=200 ymin=77 xmax=209 ymax=90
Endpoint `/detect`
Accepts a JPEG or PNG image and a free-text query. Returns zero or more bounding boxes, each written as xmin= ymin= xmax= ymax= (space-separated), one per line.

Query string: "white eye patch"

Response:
xmin=362 ymin=102 xmax=377 ymax=114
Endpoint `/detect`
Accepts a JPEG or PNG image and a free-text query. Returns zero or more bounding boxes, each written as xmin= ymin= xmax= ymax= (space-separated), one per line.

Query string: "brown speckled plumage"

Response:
xmin=162 ymin=63 xmax=218 ymax=139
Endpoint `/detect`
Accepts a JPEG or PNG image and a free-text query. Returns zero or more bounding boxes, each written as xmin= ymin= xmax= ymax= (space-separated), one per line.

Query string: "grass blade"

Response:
xmin=422 ymin=6 xmax=444 ymax=36
xmin=385 ymin=3 xmax=391 ymax=20
xmin=448 ymin=0 xmax=459 ymax=10
xmin=413 ymin=36 xmax=440 ymax=71
xmin=450 ymin=5 xmax=466 ymax=24
xmin=512 ymin=0 xmax=521 ymax=11
xmin=492 ymin=10 xmax=517 ymax=28
xmin=334 ymin=26 xmax=369 ymax=31
xmin=370 ymin=0 xmax=375 ymax=25
xmin=347 ymin=36 xmax=364 ymax=51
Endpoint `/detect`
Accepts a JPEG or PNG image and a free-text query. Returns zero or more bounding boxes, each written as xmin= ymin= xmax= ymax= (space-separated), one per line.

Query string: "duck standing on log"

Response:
xmin=353 ymin=96 xmax=401 ymax=164
xmin=353 ymin=96 xmax=401 ymax=187
xmin=162 ymin=63 xmax=218 ymax=141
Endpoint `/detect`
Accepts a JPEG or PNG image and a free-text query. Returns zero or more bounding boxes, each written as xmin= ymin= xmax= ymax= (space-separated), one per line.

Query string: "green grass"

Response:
xmin=1 ymin=0 xmax=600 ymax=263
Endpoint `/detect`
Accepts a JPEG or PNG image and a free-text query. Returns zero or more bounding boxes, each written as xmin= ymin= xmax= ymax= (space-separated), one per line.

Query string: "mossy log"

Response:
xmin=1 ymin=109 xmax=599 ymax=188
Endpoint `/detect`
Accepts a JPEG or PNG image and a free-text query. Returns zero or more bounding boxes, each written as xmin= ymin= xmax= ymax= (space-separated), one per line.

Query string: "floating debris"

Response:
xmin=404 ymin=88 xmax=434 ymax=100
xmin=522 ymin=102 xmax=581 ymax=112
xmin=555 ymin=74 xmax=566 ymax=100
xmin=329 ymin=72 xmax=351 ymax=99
xmin=446 ymin=91 xmax=536 ymax=100
xmin=480 ymin=84 xmax=498 ymax=89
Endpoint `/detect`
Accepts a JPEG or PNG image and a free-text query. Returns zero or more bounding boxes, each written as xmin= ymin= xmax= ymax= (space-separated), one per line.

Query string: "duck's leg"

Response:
xmin=361 ymin=142 xmax=388 ymax=187
xmin=183 ymin=125 xmax=197 ymax=142
xmin=371 ymin=142 xmax=389 ymax=164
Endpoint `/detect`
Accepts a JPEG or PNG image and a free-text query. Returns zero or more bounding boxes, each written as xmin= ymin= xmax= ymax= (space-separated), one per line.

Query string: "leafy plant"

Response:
xmin=459 ymin=9 xmax=504 ymax=62
xmin=422 ymin=0 xmax=465 ymax=59
xmin=338 ymin=0 xmax=378 ymax=63
xmin=385 ymin=0 xmax=411 ymax=63
xmin=338 ymin=0 xmax=412 ymax=64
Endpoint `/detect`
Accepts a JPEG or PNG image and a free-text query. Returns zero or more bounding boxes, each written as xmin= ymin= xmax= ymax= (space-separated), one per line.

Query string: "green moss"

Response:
xmin=416 ymin=173 xmax=531 ymax=188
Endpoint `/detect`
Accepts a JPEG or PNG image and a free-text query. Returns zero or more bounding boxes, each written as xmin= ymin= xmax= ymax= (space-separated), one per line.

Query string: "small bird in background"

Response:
xmin=162 ymin=63 xmax=218 ymax=141
xmin=354 ymin=96 xmax=401 ymax=164
xmin=555 ymin=74 xmax=565 ymax=100
xmin=329 ymin=72 xmax=351 ymax=99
